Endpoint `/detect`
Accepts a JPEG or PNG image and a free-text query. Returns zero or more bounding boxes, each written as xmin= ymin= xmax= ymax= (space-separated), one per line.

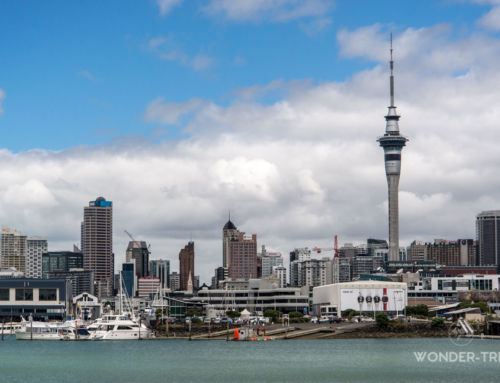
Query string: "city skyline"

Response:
xmin=2 ymin=1 xmax=500 ymax=282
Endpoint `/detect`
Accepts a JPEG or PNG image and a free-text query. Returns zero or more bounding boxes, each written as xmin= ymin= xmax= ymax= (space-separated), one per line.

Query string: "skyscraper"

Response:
xmin=476 ymin=210 xmax=500 ymax=268
xmin=222 ymin=217 xmax=239 ymax=268
xmin=377 ymin=37 xmax=408 ymax=262
xmin=179 ymin=241 xmax=194 ymax=291
xmin=125 ymin=241 xmax=150 ymax=278
xmin=81 ymin=197 xmax=113 ymax=297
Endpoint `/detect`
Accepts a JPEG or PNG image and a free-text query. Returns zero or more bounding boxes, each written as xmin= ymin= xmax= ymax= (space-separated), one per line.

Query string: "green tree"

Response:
xmin=263 ymin=309 xmax=281 ymax=322
xmin=375 ymin=312 xmax=389 ymax=328
xmin=288 ymin=311 xmax=303 ymax=318
xmin=431 ymin=317 xmax=445 ymax=328
xmin=225 ymin=310 xmax=240 ymax=319
xmin=406 ymin=304 xmax=429 ymax=317
xmin=342 ymin=309 xmax=357 ymax=321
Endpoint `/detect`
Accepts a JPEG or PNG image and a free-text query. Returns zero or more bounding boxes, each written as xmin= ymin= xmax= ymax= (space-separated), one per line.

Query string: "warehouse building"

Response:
xmin=312 ymin=280 xmax=407 ymax=317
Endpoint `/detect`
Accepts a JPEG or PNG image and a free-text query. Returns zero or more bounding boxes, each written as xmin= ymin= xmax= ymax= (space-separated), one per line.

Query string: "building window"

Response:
xmin=15 ymin=288 xmax=33 ymax=301
xmin=39 ymin=288 xmax=57 ymax=301
xmin=0 ymin=289 xmax=9 ymax=301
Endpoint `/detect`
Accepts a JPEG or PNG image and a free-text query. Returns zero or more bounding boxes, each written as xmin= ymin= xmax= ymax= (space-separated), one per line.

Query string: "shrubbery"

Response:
xmin=375 ymin=312 xmax=389 ymax=328
xmin=431 ymin=317 xmax=445 ymax=328
xmin=406 ymin=304 xmax=429 ymax=317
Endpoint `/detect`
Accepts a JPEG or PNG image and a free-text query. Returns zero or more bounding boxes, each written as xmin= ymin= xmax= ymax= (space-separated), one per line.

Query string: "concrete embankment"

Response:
xmin=152 ymin=322 xmax=456 ymax=340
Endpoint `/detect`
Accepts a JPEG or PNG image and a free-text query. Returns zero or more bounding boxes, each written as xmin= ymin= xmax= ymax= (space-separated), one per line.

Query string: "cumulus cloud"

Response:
xmin=0 ymin=88 xmax=5 ymax=114
xmin=478 ymin=4 xmax=500 ymax=30
xmin=6 ymin=18 xmax=500 ymax=282
xmin=157 ymin=0 xmax=183 ymax=16
xmin=202 ymin=0 xmax=334 ymax=23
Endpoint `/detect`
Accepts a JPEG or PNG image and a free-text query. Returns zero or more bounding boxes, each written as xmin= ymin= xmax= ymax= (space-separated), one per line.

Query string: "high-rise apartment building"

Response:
xmin=81 ymin=197 xmax=113 ymax=297
xmin=352 ymin=255 xmax=384 ymax=279
xmin=333 ymin=257 xmax=352 ymax=283
xmin=179 ymin=242 xmax=194 ymax=291
xmin=0 ymin=227 xmax=27 ymax=273
xmin=125 ymin=241 xmax=150 ymax=278
xmin=26 ymin=237 xmax=48 ymax=278
xmin=273 ymin=265 xmax=287 ymax=288
xmin=476 ymin=210 xmax=500 ymax=268
xmin=228 ymin=233 xmax=257 ymax=280
xmin=260 ymin=246 xmax=284 ymax=277
xmin=289 ymin=248 xmax=311 ymax=287
xmin=407 ymin=241 xmax=426 ymax=262
xmin=425 ymin=239 xmax=475 ymax=266
xmin=170 ymin=271 xmax=180 ymax=291
xmin=377 ymin=38 xmax=408 ymax=261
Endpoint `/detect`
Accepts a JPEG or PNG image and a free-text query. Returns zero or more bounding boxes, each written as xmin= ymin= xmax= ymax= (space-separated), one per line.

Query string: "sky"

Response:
xmin=1 ymin=0 xmax=500 ymax=283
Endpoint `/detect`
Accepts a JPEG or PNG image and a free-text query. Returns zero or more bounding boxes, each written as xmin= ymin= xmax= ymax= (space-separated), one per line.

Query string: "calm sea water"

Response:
xmin=0 ymin=337 xmax=499 ymax=383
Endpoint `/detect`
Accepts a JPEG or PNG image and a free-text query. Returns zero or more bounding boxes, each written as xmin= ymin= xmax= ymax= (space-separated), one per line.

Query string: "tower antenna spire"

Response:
xmin=390 ymin=32 xmax=395 ymax=107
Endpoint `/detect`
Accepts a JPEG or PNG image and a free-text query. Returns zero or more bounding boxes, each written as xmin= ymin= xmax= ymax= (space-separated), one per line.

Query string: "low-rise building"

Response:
xmin=430 ymin=274 xmax=500 ymax=291
xmin=313 ymin=280 xmax=408 ymax=317
xmin=192 ymin=279 xmax=309 ymax=315
xmin=0 ymin=278 xmax=71 ymax=320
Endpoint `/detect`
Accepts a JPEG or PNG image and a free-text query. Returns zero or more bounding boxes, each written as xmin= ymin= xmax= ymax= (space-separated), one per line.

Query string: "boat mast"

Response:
xmin=119 ymin=271 xmax=123 ymax=315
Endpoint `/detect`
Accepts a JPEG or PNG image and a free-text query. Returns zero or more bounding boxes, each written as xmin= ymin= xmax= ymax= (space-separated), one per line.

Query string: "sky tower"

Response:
xmin=377 ymin=35 xmax=408 ymax=262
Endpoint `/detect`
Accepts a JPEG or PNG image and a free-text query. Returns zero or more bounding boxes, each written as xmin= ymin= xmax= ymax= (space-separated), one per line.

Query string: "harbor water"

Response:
xmin=0 ymin=337 xmax=499 ymax=382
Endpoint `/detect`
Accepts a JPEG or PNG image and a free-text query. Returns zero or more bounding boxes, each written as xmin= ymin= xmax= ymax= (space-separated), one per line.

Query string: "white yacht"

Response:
xmin=15 ymin=319 xmax=64 ymax=340
xmin=1 ymin=322 xmax=21 ymax=335
xmin=15 ymin=317 xmax=89 ymax=341
xmin=90 ymin=315 xmax=152 ymax=340
xmin=59 ymin=326 xmax=91 ymax=341
xmin=88 ymin=271 xmax=153 ymax=340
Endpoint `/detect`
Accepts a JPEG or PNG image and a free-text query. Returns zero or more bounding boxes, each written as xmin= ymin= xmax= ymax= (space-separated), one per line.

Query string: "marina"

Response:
xmin=0 ymin=337 xmax=499 ymax=383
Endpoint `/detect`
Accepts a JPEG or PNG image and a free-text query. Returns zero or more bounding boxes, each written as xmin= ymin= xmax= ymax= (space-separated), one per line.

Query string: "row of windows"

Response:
xmin=0 ymin=288 xmax=57 ymax=301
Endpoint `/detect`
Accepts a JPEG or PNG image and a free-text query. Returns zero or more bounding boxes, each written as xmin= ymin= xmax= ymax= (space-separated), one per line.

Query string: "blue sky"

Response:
xmin=0 ymin=0 xmax=490 ymax=151
xmin=3 ymin=0 xmax=500 ymax=280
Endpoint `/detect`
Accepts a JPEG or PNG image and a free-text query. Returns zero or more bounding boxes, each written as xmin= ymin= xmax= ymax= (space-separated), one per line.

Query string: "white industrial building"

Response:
xmin=312 ymin=280 xmax=407 ymax=317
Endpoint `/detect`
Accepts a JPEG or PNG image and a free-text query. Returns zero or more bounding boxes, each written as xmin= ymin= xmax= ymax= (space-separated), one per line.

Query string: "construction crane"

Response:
xmin=312 ymin=235 xmax=339 ymax=258
xmin=124 ymin=230 xmax=136 ymax=242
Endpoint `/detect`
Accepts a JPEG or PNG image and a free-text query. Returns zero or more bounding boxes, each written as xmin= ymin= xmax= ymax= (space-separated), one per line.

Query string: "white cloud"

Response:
xmin=6 ymin=19 xmax=500 ymax=282
xmin=478 ymin=5 xmax=500 ymax=30
xmin=157 ymin=0 xmax=183 ymax=16
xmin=202 ymin=0 xmax=334 ymax=22
xmin=145 ymin=97 xmax=208 ymax=124
xmin=0 ymin=88 xmax=5 ymax=114
xmin=191 ymin=54 xmax=214 ymax=71
xmin=147 ymin=37 xmax=215 ymax=72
